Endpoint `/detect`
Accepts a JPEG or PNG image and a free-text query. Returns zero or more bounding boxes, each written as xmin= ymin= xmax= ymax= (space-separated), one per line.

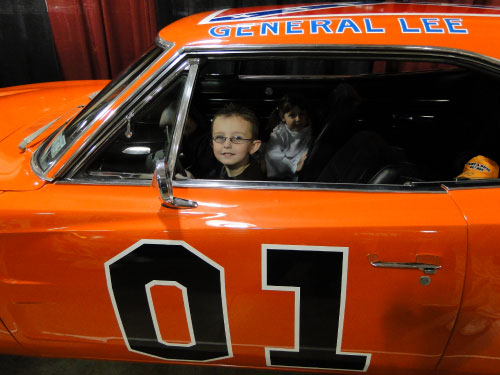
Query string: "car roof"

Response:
xmin=157 ymin=2 xmax=500 ymax=61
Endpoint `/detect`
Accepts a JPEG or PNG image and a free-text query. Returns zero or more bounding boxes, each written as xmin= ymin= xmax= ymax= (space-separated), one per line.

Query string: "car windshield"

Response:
xmin=36 ymin=45 xmax=165 ymax=173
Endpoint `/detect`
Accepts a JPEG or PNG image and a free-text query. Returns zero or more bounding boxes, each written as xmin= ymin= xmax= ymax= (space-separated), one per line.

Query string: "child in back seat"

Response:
xmin=264 ymin=93 xmax=314 ymax=181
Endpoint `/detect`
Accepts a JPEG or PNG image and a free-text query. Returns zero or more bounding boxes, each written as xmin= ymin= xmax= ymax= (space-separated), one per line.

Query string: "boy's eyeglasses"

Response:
xmin=212 ymin=135 xmax=253 ymax=144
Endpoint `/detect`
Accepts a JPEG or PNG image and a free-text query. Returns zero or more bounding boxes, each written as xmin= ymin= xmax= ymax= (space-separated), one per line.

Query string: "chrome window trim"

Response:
xmin=59 ymin=178 xmax=151 ymax=186
xmin=31 ymin=124 xmax=64 ymax=179
xmin=166 ymin=59 xmax=200 ymax=182
xmin=59 ymin=177 xmax=444 ymax=193
xmin=59 ymin=175 xmax=500 ymax=192
xmin=172 ymin=179 xmax=446 ymax=193
xmin=156 ymin=37 xmax=174 ymax=50
xmin=55 ymin=43 xmax=500 ymax=192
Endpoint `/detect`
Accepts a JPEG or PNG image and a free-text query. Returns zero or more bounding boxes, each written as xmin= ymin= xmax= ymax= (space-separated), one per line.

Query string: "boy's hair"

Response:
xmin=213 ymin=103 xmax=260 ymax=139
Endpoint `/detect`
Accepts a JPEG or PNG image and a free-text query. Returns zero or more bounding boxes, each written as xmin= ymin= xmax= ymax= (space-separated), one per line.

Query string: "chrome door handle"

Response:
xmin=367 ymin=254 xmax=441 ymax=275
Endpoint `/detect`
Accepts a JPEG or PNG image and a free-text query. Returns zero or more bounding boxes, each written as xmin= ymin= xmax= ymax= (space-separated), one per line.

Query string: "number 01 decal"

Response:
xmin=105 ymin=240 xmax=370 ymax=371
xmin=263 ymin=245 xmax=370 ymax=372
xmin=105 ymin=240 xmax=232 ymax=362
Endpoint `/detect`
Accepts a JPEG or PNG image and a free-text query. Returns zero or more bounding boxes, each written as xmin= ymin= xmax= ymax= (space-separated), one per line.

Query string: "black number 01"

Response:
xmin=105 ymin=240 xmax=370 ymax=371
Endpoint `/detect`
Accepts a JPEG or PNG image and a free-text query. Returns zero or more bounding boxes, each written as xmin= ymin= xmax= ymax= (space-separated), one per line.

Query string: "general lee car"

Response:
xmin=2 ymin=2 xmax=500 ymax=374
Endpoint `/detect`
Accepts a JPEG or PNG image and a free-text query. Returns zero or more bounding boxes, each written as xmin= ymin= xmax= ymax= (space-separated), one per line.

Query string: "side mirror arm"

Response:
xmin=152 ymin=158 xmax=198 ymax=209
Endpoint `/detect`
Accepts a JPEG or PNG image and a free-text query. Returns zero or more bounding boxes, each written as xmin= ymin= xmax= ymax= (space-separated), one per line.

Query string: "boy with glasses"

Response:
xmin=211 ymin=104 xmax=265 ymax=180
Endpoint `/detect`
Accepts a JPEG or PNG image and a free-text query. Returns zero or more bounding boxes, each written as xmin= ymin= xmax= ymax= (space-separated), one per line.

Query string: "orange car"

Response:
xmin=1 ymin=2 xmax=500 ymax=374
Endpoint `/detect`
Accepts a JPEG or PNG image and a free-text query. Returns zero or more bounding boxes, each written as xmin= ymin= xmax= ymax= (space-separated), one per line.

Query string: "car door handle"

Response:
xmin=367 ymin=254 xmax=441 ymax=275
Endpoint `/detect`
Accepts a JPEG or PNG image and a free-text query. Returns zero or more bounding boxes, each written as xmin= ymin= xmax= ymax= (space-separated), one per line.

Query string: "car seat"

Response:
xmin=315 ymin=131 xmax=414 ymax=184
xmin=300 ymin=82 xmax=362 ymax=181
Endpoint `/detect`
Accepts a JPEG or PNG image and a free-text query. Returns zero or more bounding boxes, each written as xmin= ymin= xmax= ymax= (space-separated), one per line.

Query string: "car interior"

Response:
xmin=82 ymin=54 xmax=500 ymax=186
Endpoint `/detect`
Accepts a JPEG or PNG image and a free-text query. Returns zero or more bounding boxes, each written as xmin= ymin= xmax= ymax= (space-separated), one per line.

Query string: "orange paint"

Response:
xmin=0 ymin=3 xmax=499 ymax=373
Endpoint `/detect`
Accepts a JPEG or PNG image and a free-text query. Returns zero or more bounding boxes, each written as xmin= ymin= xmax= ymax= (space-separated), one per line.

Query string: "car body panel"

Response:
xmin=159 ymin=3 xmax=500 ymax=61
xmin=439 ymin=187 xmax=500 ymax=374
xmin=0 ymin=81 xmax=107 ymax=191
xmin=1 ymin=182 xmax=466 ymax=372
xmin=0 ymin=81 xmax=107 ymax=143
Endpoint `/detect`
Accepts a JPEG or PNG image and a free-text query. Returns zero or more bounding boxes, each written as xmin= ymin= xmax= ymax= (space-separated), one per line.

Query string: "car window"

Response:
xmin=176 ymin=55 xmax=500 ymax=185
xmin=76 ymin=74 xmax=188 ymax=180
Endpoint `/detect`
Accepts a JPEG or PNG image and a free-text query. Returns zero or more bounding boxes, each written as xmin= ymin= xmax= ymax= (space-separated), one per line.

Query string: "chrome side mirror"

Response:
xmin=152 ymin=158 xmax=198 ymax=209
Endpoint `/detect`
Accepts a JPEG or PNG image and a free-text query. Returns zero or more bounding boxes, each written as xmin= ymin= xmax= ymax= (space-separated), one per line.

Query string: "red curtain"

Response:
xmin=46 ymin=0 xmax=157 ymax=81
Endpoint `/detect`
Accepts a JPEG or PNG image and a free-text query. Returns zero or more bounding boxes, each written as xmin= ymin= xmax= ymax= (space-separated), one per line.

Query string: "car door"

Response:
xmin=139 ymin=179 xmax=466 ymax=373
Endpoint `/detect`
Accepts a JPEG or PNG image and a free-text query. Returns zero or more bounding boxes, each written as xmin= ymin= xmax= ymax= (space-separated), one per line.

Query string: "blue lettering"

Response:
xmin=421 ymin=18 xmax=445 ymax=33
xmin=236 ymin=25 xmax=254 ymax=37
xmin=286 ymin=20 xmax=304 ymax=34
xmin=209 ymin=25 xmax=231 ymax=38
xmin=398 ymin=18 xmax=421 ymax=33
xmin=310 ymin=19 xmax=333 ymax=34
xmin=364 ymin=18 xmax=385 ymax=33
xmin=336 ymin=19 xmax=362 ymax=34
xmin=260 ymin=22 xmax=279 ymax=36
xmin=444 ymin=18 xmax=468 ymax=34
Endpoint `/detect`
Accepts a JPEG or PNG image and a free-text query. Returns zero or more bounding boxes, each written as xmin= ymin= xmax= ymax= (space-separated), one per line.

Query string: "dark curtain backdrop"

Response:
xmin=0 ymin=0 xmax=498 ymax=88
xmin=0 ymin=1 xmax=61 ymax=87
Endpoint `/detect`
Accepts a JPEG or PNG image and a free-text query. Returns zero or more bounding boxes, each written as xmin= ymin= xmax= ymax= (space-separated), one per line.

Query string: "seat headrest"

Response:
xmin=159 ymin=101 xmax=179 ymax=128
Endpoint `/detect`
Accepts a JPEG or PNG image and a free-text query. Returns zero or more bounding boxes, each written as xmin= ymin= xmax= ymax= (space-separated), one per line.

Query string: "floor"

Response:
xmin=0 ymin=355 xmax=300 ymax=375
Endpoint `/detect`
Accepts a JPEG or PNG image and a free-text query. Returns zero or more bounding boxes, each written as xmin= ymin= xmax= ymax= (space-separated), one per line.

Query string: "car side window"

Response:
xmin=77 ymin=74 xmax=188 ymax=180
xmin=175 ymin=55 xmax=500 ymax=186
